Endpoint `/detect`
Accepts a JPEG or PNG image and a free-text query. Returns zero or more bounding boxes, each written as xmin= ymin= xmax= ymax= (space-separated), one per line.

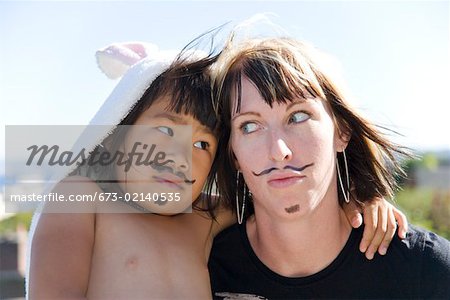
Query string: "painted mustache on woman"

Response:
xmin=252 ymin=163 xmax=314 ymax=177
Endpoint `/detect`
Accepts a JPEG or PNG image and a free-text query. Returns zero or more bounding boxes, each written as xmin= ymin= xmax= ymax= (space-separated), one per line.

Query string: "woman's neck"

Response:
xmin=246 ymin=198 xmax=352 ymax=277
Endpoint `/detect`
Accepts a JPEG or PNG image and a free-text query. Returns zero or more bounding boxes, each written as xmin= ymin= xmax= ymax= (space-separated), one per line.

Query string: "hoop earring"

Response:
xmin=336 ymin=150 xmax=350 ymax=204
xmin=236 ymin=171 xmax=246 ymax=224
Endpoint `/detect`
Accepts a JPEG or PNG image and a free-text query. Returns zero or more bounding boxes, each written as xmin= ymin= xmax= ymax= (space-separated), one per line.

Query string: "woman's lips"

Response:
xmin=267 ymin=175 xmax=306 ymax=188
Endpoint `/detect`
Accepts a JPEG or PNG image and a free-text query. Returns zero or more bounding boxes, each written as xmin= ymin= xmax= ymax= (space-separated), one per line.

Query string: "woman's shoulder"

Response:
xmin=404 ymin=225 xmax=450 ymax=297
xmin=400 ymin=225 xmax=449 ymax=252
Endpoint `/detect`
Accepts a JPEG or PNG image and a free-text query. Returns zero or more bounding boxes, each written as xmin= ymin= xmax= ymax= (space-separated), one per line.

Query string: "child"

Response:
xmin=27 ymin=41 xmax=408 ymax=299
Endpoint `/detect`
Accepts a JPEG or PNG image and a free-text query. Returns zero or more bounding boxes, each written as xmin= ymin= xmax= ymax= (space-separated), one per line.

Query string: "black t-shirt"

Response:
xmin=208 ymin=223 xmax=450 ymax=299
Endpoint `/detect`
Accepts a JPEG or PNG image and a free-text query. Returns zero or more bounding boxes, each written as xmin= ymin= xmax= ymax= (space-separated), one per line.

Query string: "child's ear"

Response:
xmin=102 ymin=134 xmax=114 ymax=150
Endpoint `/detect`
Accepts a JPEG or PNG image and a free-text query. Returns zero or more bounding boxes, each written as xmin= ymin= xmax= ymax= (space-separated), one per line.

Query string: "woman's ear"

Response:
xmin=336 ymin=129 xmax=351 ymax=152
xmin=231 ymin=151 xmax=241 ymax=171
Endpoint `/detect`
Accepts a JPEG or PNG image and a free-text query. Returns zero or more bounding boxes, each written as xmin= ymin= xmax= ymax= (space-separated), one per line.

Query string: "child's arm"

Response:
xmin=28 ymin=177 xmax=97 ymax=299
xmin=342 ymin=197 xmax=408 ymax=260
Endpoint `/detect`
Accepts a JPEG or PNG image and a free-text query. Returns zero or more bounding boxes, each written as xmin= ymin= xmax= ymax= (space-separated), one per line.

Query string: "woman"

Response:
xmin=208 ymin=37 xmax=450 ymax=299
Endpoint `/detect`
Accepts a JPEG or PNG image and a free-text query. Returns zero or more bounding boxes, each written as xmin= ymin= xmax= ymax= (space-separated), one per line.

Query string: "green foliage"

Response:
xmin=395 ymin=188 xmax=450 ymax=240
xmin=0 ymin=212 xmax=33 ymax=235
xmin=421 ymin=153 xmax=439 ymax=170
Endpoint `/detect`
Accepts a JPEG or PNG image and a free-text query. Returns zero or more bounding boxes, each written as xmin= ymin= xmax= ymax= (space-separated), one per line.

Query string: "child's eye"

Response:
xmin=193 ymin=141 xmax=209 ymax=150
xmin=240 ymin=122 xmax=259 ymax=134
xmin=156 ymin=126 xmax=174 ymax=136
xmin=288 ymin=111 xmax=310 ymax=124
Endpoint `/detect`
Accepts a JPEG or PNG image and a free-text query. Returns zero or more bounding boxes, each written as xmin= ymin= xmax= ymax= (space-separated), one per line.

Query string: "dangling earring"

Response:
xmin=125 ymin=167 xmax=128 ymax=193
xmin=124 ymin=151 xmax=130 ymax=193
xmin=236 ymin=171 xmax=246 ymax=224
xmin=336 ymin=150 xmax=350 ymax=203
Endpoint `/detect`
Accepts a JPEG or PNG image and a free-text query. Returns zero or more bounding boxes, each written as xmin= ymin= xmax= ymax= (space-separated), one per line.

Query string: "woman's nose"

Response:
xmin=269 ymin=134 xmax=293 ymax=162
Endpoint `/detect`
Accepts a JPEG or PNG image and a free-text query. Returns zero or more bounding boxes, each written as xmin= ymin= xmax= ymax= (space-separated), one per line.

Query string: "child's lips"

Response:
xmin=152 ymin=175 xmax=184 ymax=190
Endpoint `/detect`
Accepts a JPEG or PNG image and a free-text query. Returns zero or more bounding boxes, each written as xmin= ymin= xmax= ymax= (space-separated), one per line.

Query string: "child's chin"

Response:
xmin=143 ymin=202 xmax=193 ymax=215
xmin=154 ymin=211 xmax=181 ymax=217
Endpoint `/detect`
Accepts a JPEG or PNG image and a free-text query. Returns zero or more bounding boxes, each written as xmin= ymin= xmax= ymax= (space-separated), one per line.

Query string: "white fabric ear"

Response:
xmin=25 ymin=210 xmax=41 ymax=299
xmin=55 ymin=42 xmax=180 ymax=180
xmin=95 ymin=42 xmax=160 ymax=79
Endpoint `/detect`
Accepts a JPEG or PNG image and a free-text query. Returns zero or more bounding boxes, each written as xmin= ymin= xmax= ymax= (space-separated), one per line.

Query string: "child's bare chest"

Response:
xmin=86 ymin=213 xmax=213 ymax=299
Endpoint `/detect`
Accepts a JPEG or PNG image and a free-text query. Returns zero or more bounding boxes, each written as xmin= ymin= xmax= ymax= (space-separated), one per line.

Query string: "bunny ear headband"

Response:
xmin=41 ymin=42 xmax=180 ymax=188
xmin=42 ymin=41 xmax=209 ymax=188
xmin=87 ymin=42 xmax=180 ymax=154
xmin=81 ymin=42 xmax=207 ymax=163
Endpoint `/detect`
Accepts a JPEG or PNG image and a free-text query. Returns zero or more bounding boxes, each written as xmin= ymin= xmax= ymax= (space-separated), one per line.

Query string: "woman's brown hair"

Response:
xmin=212 ymin=37 xmax=411 ymax=218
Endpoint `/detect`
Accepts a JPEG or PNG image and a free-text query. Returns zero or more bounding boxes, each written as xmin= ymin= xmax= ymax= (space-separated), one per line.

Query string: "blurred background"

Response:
xmin=1 ymin=1 xmax=449 ymax=298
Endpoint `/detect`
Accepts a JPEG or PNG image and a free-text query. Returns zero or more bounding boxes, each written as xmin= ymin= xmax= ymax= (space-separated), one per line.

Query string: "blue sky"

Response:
xmin=1 ymin=0 xmax=449 ymax=163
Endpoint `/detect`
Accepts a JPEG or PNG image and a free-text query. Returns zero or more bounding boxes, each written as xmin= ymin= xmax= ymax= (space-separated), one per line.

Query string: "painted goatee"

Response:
xmin=285 ymin=204 xmax=300 ymax=214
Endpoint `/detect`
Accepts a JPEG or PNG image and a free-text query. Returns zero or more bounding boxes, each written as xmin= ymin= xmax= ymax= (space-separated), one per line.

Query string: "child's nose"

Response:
xmin=166 ymin=151 xmax=190 ymax=173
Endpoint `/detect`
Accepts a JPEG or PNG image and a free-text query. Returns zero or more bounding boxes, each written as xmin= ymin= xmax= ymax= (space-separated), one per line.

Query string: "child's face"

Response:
xmin=116 ymin=96 xmax=217 ymax=214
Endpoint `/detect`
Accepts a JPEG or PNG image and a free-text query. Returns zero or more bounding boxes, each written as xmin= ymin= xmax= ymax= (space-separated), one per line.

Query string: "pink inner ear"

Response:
xmin=123 ymin=43 xmax=148 ymax=59
xmin=100 ymin=44 xmax=143 ymax=67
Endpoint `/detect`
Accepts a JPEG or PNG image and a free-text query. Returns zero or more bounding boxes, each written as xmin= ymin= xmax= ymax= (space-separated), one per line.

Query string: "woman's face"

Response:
xmin=230 ymin=76 xmax=345 ymax=218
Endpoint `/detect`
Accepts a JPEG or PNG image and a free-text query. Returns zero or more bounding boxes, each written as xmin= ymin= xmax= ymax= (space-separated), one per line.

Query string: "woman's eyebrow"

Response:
xmin=231 ymin=111 xmax=261 ymax=122
xmin=285 ymin=100 xmax=311 ymax=111
xmin=231 ymin=101 xmax=310 ymax=121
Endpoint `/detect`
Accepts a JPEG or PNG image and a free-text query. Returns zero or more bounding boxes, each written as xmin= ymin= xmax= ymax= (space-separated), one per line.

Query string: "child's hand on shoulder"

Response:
xmin=342 ymin=198 xmax=408 ymax=260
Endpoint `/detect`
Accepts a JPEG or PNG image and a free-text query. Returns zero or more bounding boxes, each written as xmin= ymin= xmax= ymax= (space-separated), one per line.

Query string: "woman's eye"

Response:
xmin=156 ymin=126 xmax=174 ymax=136
xmin=289 ymin=111 xmax=310 ymax=124
xmin=240 ymin=122 xmax=259 ymax=134
xmin=193 ymin=141 xmax=209 ymax=150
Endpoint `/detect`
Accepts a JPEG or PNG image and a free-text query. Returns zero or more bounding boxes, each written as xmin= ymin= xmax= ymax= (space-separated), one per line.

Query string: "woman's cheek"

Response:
xmin=233 ymin=135 xmax=262 ymax=169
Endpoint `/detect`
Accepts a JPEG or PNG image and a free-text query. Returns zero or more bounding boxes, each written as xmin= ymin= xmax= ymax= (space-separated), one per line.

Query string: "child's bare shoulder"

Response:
xmin=35 ymin=175 xmax=98 ymax=232
xmin=29 ymin=176 xmax=97 ymax=298
xmin=57 ymin=175 xmax=103 ymax=193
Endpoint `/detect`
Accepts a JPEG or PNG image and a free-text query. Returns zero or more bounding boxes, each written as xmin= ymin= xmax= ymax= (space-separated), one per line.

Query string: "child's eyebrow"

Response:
xmin=154 ymin=112 xmax=215 ymax=136
xmin=153 ymin=113 xmax=188 ymax=125
xmin=198 ymin=126 xmax=214 ymax=136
